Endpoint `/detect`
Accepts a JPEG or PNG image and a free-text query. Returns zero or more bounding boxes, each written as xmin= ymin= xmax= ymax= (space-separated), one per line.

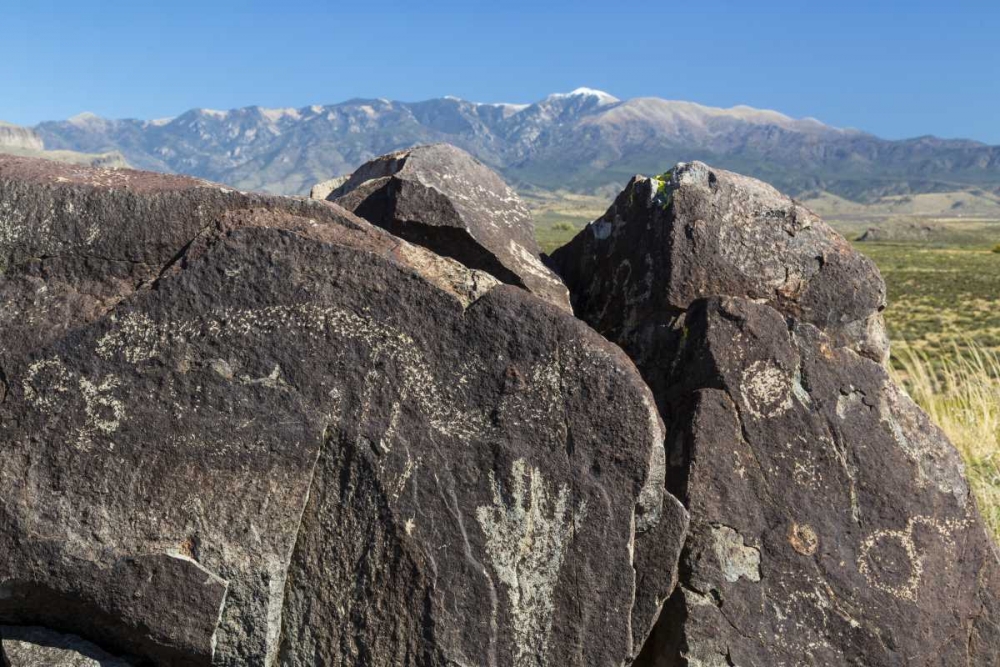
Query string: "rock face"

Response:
xmin=551 ymin=161 xmax=1000 ymax=665
xmin=0 ymin=155 xmax=685 ymax=666
xmin=323 ymin=143 xmax=572 ymax=312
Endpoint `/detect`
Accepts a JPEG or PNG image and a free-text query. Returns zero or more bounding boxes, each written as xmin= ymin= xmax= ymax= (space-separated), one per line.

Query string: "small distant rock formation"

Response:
xmin=0 ymin=120 xmax=128 ymax=169
xmin=857 ymin=221 xmax=939 ymax=242
xmin=308 ymin=174 xmax=348 ymax=200
xmin=0 ymin=122 xmax=44 ymax=152
xmin=550 ymin=161 xmax=1000 ymax=665
xmin=1 ymin=626 xmax=133 ymax=666
xmin=0 ymin=154 xmax=683 ymax=666
xmin=0 ymin=149 xmax=997 ymax=666
xmin=318 ymin=144 xmax=572 ymax=311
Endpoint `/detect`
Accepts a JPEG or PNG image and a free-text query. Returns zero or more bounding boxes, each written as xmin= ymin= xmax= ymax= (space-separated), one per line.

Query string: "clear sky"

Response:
xmin=3 ymin=0 xmax=998 ymax=143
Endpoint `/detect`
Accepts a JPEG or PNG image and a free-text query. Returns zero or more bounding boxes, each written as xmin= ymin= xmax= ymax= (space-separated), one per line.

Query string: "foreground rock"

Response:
xmin=0 ymin=155 xmax=685 ymax=666
xmin=551 ymin=162 xmax=1000 ymax=665
xmin=321 ymin=143 xmax=572 ymax=311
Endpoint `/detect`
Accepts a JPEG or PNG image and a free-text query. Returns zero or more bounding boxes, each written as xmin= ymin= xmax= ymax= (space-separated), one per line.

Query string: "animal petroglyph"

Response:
xmin=97 ymin=304 xmax=491 ymax=440
xmin=476 ymin=459 xmax=586 ymax=667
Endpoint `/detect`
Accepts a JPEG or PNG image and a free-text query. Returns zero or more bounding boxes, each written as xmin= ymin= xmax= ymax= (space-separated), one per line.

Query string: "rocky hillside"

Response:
xmin=0 ymin=147 xmax=997 ymax=665
xmin=34 ymin=89 xmax=1000 ymax=200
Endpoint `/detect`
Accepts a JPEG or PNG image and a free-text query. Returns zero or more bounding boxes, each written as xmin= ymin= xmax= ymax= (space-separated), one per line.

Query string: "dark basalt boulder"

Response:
xmin=550 ymin=162 xmax=889 ymax=365
xmin=551 ymin=161 xmax=1000 ymax=665
xmin=0 ymin=155 xmax=686 ymax=666
xmin=321 ymin=143 xmax=573 ymax=312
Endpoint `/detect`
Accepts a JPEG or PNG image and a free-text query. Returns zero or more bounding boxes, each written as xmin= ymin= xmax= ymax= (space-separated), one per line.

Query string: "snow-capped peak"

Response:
xmin=68 ymin=112 xmax=104 ymax=126
xmin=546 ymin=88 xmax=620 ymax=106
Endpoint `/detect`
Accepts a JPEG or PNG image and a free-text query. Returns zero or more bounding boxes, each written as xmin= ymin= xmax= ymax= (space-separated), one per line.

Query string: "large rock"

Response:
xmin=551 ymin=162 xmax=1000 ymax=665
xmin=0 ymin=155 xmax=685 ymax=666
xmin=322 ymin=143 xmax=572 ymax=312
xmin=551 ymin=162 xmax=889 ymax=364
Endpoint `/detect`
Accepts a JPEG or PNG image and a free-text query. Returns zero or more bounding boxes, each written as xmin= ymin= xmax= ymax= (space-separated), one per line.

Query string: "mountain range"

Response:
xmin=20 ymin=88 xmax=1000 ymax=201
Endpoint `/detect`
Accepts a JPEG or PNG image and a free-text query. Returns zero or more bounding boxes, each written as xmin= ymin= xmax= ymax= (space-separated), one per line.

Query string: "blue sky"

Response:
xmin=3 ymin=0 xmax=998 ymax=143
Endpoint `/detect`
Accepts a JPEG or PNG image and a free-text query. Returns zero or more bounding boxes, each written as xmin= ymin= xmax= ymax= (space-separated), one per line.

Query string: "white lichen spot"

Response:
xmin=476 ymin=459 xmax=586 ymax=666
xmin=710 ymin=524 xmax=761 ymax=583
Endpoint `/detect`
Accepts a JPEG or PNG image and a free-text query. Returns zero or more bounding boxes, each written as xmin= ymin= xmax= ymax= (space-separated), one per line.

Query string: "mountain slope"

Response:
xmin=34 ymin=89 xmax=1000 ymax=199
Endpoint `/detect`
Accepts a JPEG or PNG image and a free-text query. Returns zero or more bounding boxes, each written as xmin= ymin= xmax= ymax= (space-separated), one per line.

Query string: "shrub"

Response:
xmin=992 ymin=243 xmax=1000 ymax=254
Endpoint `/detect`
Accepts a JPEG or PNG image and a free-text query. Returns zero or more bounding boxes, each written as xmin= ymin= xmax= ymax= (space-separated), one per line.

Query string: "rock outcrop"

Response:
xmin=0 ymin=155 xmax=685 ymax=666
xmin=550 ymin=161 xmax=1000 ymax=665
xmin=321 ymin=144 xmax=572 ymax=311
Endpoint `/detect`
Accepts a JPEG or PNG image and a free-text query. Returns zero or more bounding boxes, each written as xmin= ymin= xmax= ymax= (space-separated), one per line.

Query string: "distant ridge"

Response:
xmin=1 ymin=118 xmax=129 ymax=169
xmin=33 ymin=89 xmax=1000 ymax=199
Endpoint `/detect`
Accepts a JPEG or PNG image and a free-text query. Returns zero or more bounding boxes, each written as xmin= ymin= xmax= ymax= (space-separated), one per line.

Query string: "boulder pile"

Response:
xmin=0 ymin=150 xmax=996 ymax=665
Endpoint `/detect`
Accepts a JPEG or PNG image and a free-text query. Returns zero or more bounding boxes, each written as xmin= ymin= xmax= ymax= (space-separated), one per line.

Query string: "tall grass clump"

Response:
xmin=892 ymin=344 xmax=1000 ymax=538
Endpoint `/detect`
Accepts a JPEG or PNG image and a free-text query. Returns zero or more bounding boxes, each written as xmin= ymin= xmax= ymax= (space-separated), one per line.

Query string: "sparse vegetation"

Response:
xmin=893 ymin=345 xmax=1000 ymax=537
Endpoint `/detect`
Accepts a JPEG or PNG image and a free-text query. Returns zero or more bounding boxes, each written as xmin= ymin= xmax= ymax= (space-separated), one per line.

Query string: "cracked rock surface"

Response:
xmin=550 ymin=161 xmax=1000 ymax=665
xmin=322 ymin=143 xmax=572 ymax=312
xmin=0 ymin=155 xmax=685 ymax=666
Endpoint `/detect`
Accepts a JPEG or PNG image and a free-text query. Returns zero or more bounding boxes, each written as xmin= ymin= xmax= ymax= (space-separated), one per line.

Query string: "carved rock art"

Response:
xmin=0 ymin=154 xmax=684 ymax=667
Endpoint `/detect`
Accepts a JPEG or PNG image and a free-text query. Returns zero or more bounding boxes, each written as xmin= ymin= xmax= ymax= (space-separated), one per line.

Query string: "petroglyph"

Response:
xmin=789 ymin=522 xmax=819 ymax=556
xmin=23 ymin=357 xmax=72 ymax=412
xmin=77 ymin=374 xmax=126 ymax=449
xmin=476 ymin=459 xmax=586 ymax=667
xmin=24 ymin=356 xmax=126 ymax=449
xmin=858 ymin=515 xmax=968 ymax=601
xmin=740 ymin=359 xmax=793 ymax=419
xmin=97 ymin=304 xmax=491 ymax=440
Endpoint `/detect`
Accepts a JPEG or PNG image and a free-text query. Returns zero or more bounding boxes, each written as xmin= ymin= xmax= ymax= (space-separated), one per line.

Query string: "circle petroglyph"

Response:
xmin=741 ymin=359 xmax=792 ymax=419
xmin=789 ymin=522 xmax=819 ymax=556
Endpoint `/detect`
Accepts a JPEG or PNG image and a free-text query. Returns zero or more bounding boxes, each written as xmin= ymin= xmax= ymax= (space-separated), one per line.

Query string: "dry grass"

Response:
xmin=892 ymin=344 xmax=1000 ymax=537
